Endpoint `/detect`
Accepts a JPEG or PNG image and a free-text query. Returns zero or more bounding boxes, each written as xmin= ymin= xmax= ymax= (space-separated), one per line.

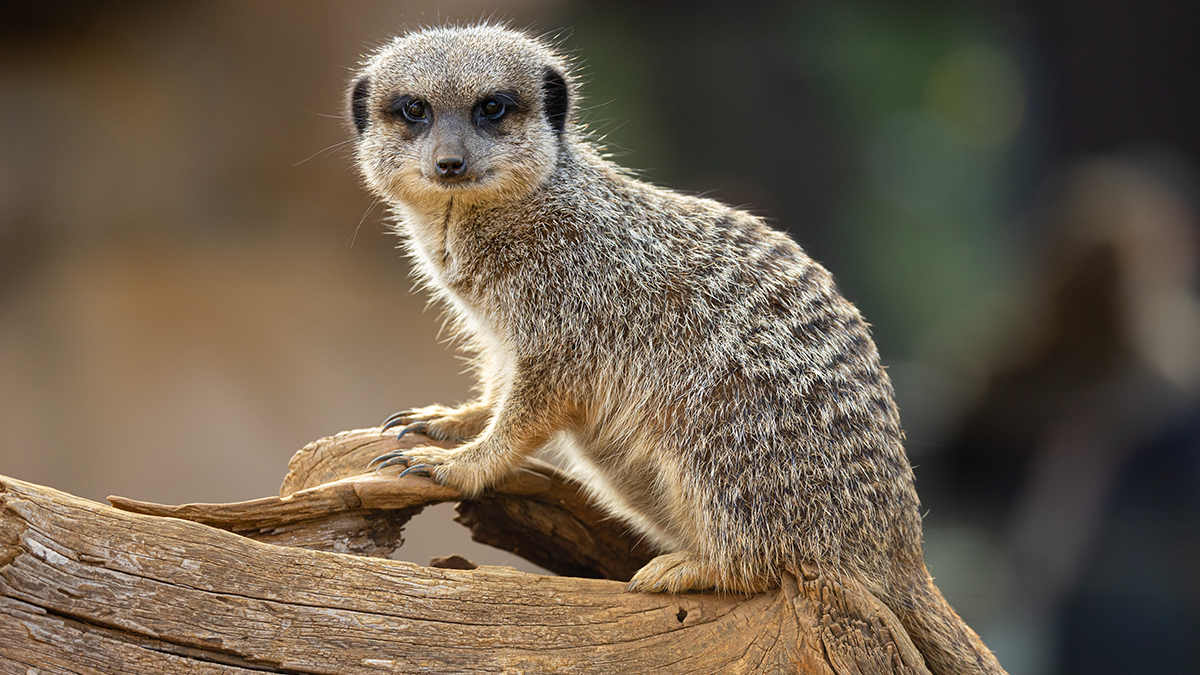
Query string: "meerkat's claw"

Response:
xmin=380 ymin=410 xmax=415 ymax=431
xmin=395 ymin=421 xmax=429 ymax=441
xmin=369 ymin=451 xmax=410 ymax=470
xmin=398 ymin=464 xmax=434 ymax=478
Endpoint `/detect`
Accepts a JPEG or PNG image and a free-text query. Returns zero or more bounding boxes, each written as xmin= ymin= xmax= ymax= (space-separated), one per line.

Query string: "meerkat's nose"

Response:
xmin=435 ymin=154 xmax=466 ymax=178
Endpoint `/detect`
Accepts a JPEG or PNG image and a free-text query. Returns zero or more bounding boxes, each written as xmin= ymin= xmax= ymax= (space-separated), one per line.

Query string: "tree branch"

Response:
xmin=0 ymin=429 xmax=930 ymax=674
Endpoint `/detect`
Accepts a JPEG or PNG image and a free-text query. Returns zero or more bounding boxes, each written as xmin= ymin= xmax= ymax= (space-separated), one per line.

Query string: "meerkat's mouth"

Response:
xmin=426 ymin=172 xmax=491 ymax=192
xmin=392 ymin=172 xmax=496 ymax=205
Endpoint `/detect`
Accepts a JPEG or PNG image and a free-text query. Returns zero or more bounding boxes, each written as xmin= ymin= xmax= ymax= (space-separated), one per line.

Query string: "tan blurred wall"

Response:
xmin=0 ymin=0 xmax=562 ymax=571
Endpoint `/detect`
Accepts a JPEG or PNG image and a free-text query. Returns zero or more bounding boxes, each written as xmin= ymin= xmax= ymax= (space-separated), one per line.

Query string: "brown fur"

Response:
xmin=348 ymin=24 xmax=1006 ymax=675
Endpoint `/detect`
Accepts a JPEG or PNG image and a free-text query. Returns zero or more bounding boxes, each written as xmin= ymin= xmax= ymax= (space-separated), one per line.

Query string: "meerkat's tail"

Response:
xmin=888 ymin=568 xmax=1008 ymax=675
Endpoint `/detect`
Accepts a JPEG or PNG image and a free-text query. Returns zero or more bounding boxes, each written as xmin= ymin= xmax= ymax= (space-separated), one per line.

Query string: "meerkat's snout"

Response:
xmin=431 ymin=121 xmax=469 ymax=180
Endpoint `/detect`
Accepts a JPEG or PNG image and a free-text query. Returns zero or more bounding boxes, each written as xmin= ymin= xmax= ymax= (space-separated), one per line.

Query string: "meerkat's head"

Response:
xmin=348 ymin=24 xmax=575 ymax=210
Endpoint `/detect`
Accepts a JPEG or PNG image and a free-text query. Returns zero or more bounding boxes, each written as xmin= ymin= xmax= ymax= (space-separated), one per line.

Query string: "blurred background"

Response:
xmin=1 ymin=1 xmax=1197 ymax=673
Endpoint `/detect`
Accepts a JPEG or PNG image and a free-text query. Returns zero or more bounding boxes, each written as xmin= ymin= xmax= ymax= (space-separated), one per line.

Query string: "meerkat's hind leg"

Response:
xmin=379 ymin=402 xmax=493 ymax=442
xmin=628 ymin=551 xmax=774 ymax=594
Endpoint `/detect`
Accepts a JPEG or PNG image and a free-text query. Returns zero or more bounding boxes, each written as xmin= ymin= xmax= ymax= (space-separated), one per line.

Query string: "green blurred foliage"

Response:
xmin=795 ymin=2 xmax=1027 ymax=360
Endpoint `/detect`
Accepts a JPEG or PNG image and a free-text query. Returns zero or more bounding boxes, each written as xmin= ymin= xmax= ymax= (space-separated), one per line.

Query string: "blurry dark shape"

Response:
xmin=944 ymin=150 xmax=1200 ymax=673
xmin=428 ymin=554 xmax=479 ymax=570
xmin=0 ymin=1 xmax=119 ymax=43
xmin=0 ymin=1 xmax=176 ymax=53
xmin=1033 ymin=0 xmax=1200 ymax=164
xmin=1058 ymin=414 xmax=1200 ymax=674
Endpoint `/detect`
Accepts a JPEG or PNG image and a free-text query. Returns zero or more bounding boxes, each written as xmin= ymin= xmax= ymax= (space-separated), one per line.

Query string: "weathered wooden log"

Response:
xmin=0 ymin=428 xmax=930 ymax=674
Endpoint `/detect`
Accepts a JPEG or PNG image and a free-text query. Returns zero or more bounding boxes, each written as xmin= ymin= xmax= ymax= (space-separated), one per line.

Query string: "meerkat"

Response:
xmin=347 ymin=24 xmax=1006 ymax=675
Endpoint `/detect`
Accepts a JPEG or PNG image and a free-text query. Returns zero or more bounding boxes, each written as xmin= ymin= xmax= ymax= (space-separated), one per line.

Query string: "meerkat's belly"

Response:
xmin=549 ymin=429 xmax=694 ymax=554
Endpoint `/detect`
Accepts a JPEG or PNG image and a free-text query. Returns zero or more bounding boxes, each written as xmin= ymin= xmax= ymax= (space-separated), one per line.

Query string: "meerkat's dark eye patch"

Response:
xmin=542 ymin=67 xmax=568 ymax=134
xmin=350 ymin=77 xmax=370 ymax=135
xmin=387 ymin=94 xmax=430 ymax=124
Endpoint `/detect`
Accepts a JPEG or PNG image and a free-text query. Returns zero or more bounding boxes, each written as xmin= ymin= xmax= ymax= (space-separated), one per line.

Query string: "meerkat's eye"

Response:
xmin=402 ymin=99 xmax=427 ymax=122
xmin=475 ymin=93 xmax=517 ymax=125
xmin=479 ymin=98 xmax=505 ymax=120
xmin=388 ymin=95 xmax=429 ymax=124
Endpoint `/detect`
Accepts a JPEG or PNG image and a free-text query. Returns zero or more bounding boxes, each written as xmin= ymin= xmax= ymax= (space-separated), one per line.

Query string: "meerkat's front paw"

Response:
xmin=369 ymin=441 xmax=497 ymax=496
xmin=370 ymin=444 xmax=459 ymax=483
xmin=380 ymin=402 xmax=492 ymax=443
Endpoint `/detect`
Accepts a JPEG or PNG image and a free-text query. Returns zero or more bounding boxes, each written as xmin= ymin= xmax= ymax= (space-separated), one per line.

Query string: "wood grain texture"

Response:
xmin=0 ymin=428 xmax=931 ymax=674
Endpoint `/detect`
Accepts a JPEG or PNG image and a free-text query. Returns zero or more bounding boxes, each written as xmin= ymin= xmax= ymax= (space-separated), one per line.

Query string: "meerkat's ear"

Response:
xmin=541 ymin=66 xmax=569 ymax=134
xmin=350 ymin=76 xmax=371 ymax=136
